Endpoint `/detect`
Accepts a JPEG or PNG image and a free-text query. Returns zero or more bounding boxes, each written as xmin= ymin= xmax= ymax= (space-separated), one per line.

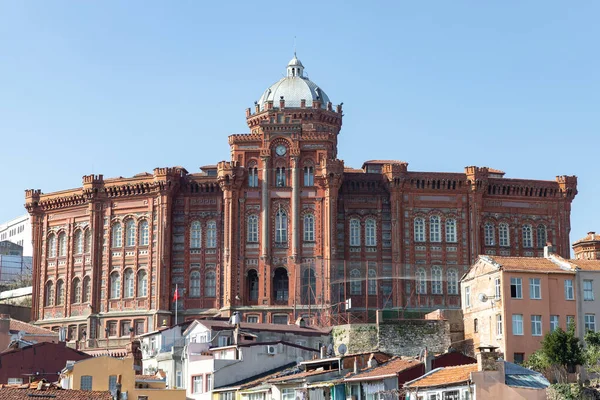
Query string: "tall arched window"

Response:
xmin=58 ymin=232 xmax=67 ymax=257
xmin=110 ymin=272 xmax=121 ymax=299
xmin=82 ymin=276 xmax=91 ymax=303
xmin=248 ymin=270 xmax=259 ymax=301
xmin=350 ymin=269 xmax=362 ymax=295
xmin=125 ymin=220 xmax=136 ymax=247
xmin=72 ymin=278 xmax=81 ymax=303
xmin=190 ymin=271 xmax=201 ymax=297
xmin=84 ymin=230 xmax=92 ymax=253
xmin=112 ymin=224 xmax=122 ymax=248
xmin=247 ymin=215 xmax=259 ymax=243
xmin=447 ymin=269 xmax=459 ymax=295
xmin=537 ymin=224 xmax=547 ymax=249
xmin=431 ymin=266 xmax=443 ymax=294
xmin=301 ymin=268 xmax=316 ymax=304
xmin=206 ymin=221 xmax=217 ymax=248
xmin=499 ymin=223 xmax=510 ymax=247
xmin=139 ymin=220 xmax=149 ymax=246
xmin=303 ymin=214 xmax=315 ymax=242
xmin=429 ymin=216 xmax=441 ymax=242
xmin=276 ymin=167 xmax=286 ymax=187
xmin=205 ymin=270 xmax=216 ymax=297
xmin=303 ymin=166 xmax=314 ymax=186
xmin=124 ymin=269 xmax=134 ymax=298
xmin=484 ymin=222 xmax=495 ymax=246
xmin=74 ymin=231 xmax=83 ymax=255
xmin=190 ymin=221 xmax=202 ymax=248
xmin=365 ymin=219 xmax=377 ymax=247
xmin=275 ymin=209 xmax=287 ymax=243
xmin=137 ymin=270 xmax=147 ymax=297
xmin=416 ymin=268 xmax=427 ymax=294
xmin=48 ymin=234 xmax=57 ymax=258
xmin=248 ymin=167 xmax=259 ymax=187
xmin=45 ymin=281 xmax=54 ymax=307
xmin=414 ymin=218 xmax=425 ymax=242
xmin=273 ymin=268 xmax=289 ymax=302
xmin=349 ymin=219 xmax=361 ymax=247
xmin=522 ymin=224 xmax=533 ymax=248
xmin=56 ymin=280 xmax=64 ymax=305
xmin=445 ymin=218 xmax=457 ymax=243
xmin=368 ymin=268 xmax=377 ymax=295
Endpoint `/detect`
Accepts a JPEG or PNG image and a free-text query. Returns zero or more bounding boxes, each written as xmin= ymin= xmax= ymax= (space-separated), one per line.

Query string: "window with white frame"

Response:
xmin=282 ymin=388 xmax=295 ymax=400
xmin=416 ymin=268 xmax=427 ymax=294
xmin=537 ymin=224 xmax=547 ymax=249
xmin=365 ymin=218 xmax=376 ymax=246
xmin=248 ymin=167 xmax=259 ymax=187
xmin=565 ymin=279 xmax=574 ymax=300
xmin=206 ymin=374 xmax=213 ymax=391
xmin=247 ymin=215 xmax=259 ymax=243
xmin=125 ymin=219 xmax=136 ymax=247
xmin=584 ymin=280 xmax=594 ymax=301
xmin=137 ymin=270 xmax=147 ymax=297
xmin=430 ymin=216 xmax=441 ymax=242
xmin=567 ymin=315 xmax=575 ymax=328
xmin=110 ymin=272 xmax=121 ymax=299
xmin=368 ymin=268 xmax=377 ymax=295
xmin=522 ymin=224 xmax=533 ymax=248
xmin=58 ymin=232 xmax=67 ymax=256
xmin=303 ymin=166 xmax=314 ymax=186
xmin=414 ymin=218 xmax=425 ymax=242
xmin=499 ymin=222 xmax=510 ymax=247
xmin=464 ymin=285 xmax=470 ymax=307
xmin=431 ymin=266 xmax=443 ymax=294
xmin=529 ymin=278 xmax=541 ymax=299
xmin=139 ymin=220 xmax=149 ymax=246
xmin=585 ymin=314 xmax=597 ymax=332
xmin=205 ymin=270 xmax=216 ymax=297
xmin=350 ymin=219 xmax=361 ymax=246
xmin=304 ymin=214 xmax=315 ymax=242
xmin=531 ymin=315 xmax=542 ymax=336
xmin=72 ymin=278 xmax=81 ymax=303
xmin=206 ymin=221 xmax=217 ymax=248
xmin=56 ymin=280 xmax=64 ymax=305
xmin=275 ymin=209 xmax=287 ymax=244
xmin=496 ymin=314 xmax=503 ymax=336
xmin=193 ymin=376 xmax=203 ymax=394
xmin=190 ymin=221 xmax=202 ymax=248
xmin=124 ymin=269 xmax=134 ymax=298
xmin=7 ymin=378 xmax=23 ymax=385
xmin=246 ymin=315 xmax=259 ymax=323
xmin=190 ymin=271 xmax=201 ymax=297
xmin=484 ymin=222 xmax=495 ymax=246
xmin=447 ymin=269 xmax=458 ymax=295
xmin=510 ymin=277 xmax=522 ymax=299
xmin=550 ymin=315 xmax=559 ymax=332
xmin=112 ymin=224 xmax=122 ymax=248
xmin=45 ymin=281 xmax=53 ymax=306
xmin=74 ymin=230 xmax=83 ymax=254
xmin=445 ymin=218 xmax=457 ymax=242
xmin=350 ymin=269 xmax=362 ymax=295
xmin=495 ymin=277 xmax=501 ymax=299
xmin=220 ymin=393 xmax=234 ymax=400
xmin=513 ymin=314 xmax=524 ymax=335
xmin=48 ymin=234 xmax=56 ymax=257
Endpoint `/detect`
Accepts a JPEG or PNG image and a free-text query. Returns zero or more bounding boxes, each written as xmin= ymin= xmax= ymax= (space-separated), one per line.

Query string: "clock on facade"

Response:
xmin=275 ymin=145 xmax=287 ymax=156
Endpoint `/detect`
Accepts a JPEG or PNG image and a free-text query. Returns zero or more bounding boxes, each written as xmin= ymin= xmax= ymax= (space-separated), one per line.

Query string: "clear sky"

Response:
xmin=1 ymin=1 xmax=598 ymax=252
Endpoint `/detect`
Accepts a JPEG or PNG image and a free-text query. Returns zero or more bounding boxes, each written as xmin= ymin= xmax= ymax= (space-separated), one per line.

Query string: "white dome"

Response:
xmin=257 ymin=55 xmax=330 ymax=111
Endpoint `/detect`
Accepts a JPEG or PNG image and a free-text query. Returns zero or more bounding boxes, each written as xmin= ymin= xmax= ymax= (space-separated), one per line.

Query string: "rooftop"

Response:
xmin=185 ymin=319 xmax=330 ymax=336
xmin=482 ymin=255 xmax=574 ymax=274
xmin=0 ymin=382 xmax=111 ymax=400
xmin=573 ymin=231 xmax=600 ymax=245
xmin=404 ymin=363 xmax=478 ymax=389
xmin=5 ymin=318 xmax=57 ymax=336
xmin=345 ymin=357 xmax=422 ymax=381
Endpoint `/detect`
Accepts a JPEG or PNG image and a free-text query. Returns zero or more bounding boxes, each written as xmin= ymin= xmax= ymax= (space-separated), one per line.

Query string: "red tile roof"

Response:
xmin=0 ymin=385 xmax=111 ymax=399
xmin=9 ymin=319 xmax=57 ymax=336
xmin=345 ymin=357 xmax=422 ymax=381
xmin=573 ymin=232 xmax=600 ymax=245
xmin=268 ymin=369 xmax=332 ymax=383
xmin=405 ymin=364 xmax=478 ymax=388
xmin=484 ymin=256 xmax=575 ymax=274
xmin=572 ymin=259 xmax=600 ymax=271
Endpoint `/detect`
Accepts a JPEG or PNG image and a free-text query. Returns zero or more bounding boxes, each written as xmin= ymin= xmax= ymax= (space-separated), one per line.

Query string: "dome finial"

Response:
xmin=287 ymin=52 xmax=304 ymax=78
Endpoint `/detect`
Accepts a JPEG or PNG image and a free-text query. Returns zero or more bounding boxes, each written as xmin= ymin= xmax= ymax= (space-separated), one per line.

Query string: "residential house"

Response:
xmin=0 ymin=381 xmax=111 ymax=400
xmin=461 ymin=253 xmax=577 ymax=363
xmin=570 ymin=259 xmax=600 ymax=342
xmin=0 ymin=342 xmax=90 ymax=385
xmin=0 ymin=313 xmax=58 ymax=351
xmin=60 ymin=355 xmax=186 ymax=400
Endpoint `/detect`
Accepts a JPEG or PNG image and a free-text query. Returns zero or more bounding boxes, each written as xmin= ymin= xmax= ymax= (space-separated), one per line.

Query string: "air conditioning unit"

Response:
xmin=266 ymin=345 xmax=277 ymax=355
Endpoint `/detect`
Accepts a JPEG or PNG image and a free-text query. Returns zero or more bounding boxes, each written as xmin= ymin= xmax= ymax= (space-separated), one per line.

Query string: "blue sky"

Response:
xmin=1 ymin=1 xmax=598 ymax=252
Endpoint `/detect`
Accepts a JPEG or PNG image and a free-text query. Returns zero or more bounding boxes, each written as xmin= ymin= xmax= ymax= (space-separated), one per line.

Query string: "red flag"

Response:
xmin=173 ymin=285 xmax=179 ymax=302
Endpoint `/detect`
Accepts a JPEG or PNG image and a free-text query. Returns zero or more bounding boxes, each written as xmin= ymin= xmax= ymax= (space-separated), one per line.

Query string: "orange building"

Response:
xmin=24 ymin=55 xmax=578 ymax=352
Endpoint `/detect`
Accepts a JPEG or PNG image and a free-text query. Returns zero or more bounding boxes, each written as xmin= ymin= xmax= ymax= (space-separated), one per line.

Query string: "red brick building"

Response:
xmin=25 ymin=55 xmax=577 ymax=349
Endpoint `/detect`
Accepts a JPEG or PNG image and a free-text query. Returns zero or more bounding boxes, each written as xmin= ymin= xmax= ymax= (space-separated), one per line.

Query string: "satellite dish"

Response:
xmin=338 ymin=343 xmax=347 ymax=356
xmin=478 ymin=293 xmax=489 ymax=303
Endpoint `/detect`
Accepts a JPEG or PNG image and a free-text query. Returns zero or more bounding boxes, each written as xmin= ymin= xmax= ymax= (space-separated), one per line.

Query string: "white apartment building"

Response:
xmin=0 ymin=215 xmax=31 ymax=256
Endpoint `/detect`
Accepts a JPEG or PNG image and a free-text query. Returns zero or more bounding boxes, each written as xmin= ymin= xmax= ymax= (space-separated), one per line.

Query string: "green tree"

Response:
xmin=584 ymin=331 xmax=600 ymax=378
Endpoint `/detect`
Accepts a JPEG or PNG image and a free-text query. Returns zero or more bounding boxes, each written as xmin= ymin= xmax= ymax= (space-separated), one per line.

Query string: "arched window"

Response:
xmin=110 ymin=272 xmax=121 ymax=299
xmin=248 ymin=167 xmax=259 ymax=187
xmin=365 ymin=219 xmax=377 ymax=247
xmin=205 ymin=270 xmax=216 ymax=297
xmin=125 ymin=220 xmax=136 ymax=247
xmin=416 ymin=268 xmax=427 ymax=294
xmin=72 ymin=278 xmax=81 ymax=303
xmin=124 ymin=269 xmax=134 ymax=298
xmin=484 ymin=222 xmax=495 ymax=246
xmin=56 ymin=280 xmax=64 ymax=305
xmin=431 ymin=266 xmax=443 ymax=294
xmin=445 ymin=219 xmax=457 ymax=243
xmin=276 ymin=167 xmax=286 ymax=187
xmin=137 ymin=270 xmax=147 ymax=297
xmin=112 ymin=223 xmax=122 ymax=248
xmin=247 ymin=215 xmax=259 ymax=243
xmin=350 ymin=269 xmax=362 ymax=295
xmin=447 ymin=269 xmax=459 ymax=295
xmin=303 ymin=214 xmax=315 ymax=242
xmin=349 ymin=219 xmax=361 ymax=247
xmin=190 ymin=271 xmax=201 ymax=297
xmin=58 ymin=232 xmax=67 ymax=257
xmin=303 ymin=166 xmax=314 ymax=186
xmin=84 ymin=230 xmax=92 ymax=253
xmin=206 ymin=221 xmax=217 ymax=248
xmin=368 ymin=268 xmax=377 ymax=295
xmin=429 ymin=216 xmax=441 ymax=242
xmin=275 ymin=209 xmax=287 ymax=243
xmin=48 ymin=234 xmax=57 ymax=258
xmin=273 ymin=268 xmax=289 ymax=302
xmin=190 ymin=221 xmax=202 ymax=248
xmin=301 ymin=268 xmax=316 ymax=304
xmin=82 ymin=276 xmax=91 ymax=303
xmin=45 ymin=281 xmax=54 ymax=307
xmin=74 ymin=231 xmax=83 ymax=255
xmin=522 ymin=224 xmax=533 ymax=248
xmin=139 ymin=220 xmax=149 ymax=246
xmin=499 ymin=223 xmax=510 ymax=247
xmin=248 ymin=270 xmax=259 ymax=301
xmin=537 ymin=224 xmax=547 ymax=249
xmin=414 ymin=218 xmax=425 ymax=242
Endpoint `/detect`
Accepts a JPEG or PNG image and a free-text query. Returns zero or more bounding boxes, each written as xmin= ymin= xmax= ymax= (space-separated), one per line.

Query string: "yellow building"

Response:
xmin=60 ymin=355 xmax=186 ymax=400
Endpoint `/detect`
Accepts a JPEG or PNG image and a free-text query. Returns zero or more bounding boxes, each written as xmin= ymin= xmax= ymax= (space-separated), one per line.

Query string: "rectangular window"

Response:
xmin=135 ymin=320 xmax=145 ymax=335
xmin=218 ymin=336 xmax=231 ymax=347
xmin=80 ymin=376 xmax=93 ymax=391
xmin=567 ymin=315 xmax=576 ymax=328
xmin=585 ymin=314 xmax=596 ymax=332
xmin=531 ymin=315 xmax=542 ymax=336
xmin=193 ymin=376 xmax=203 ymax=394
xmin=206 ymin=374 xmax=213 ymax=391
xmin=304 ymin=166 xmax=314 ymax=186
xmin=247 ymin=315 xmax=259 ymax=323
xmin=510 ymin=277 xmax=522 ymax=299
xmin=465 ymin=286 xmax=471 ymax=308
xmin=496 ymin=314 xmax=503 ymax=336
xmin=220 ymin=393 xmax=234 ymax=400
xmin=176 ymin=371 xmax=182 ymax=389
xmin=565 ymin=279 xmax=574 ymax=300
xmin=109 ymin=375 xmax=117 ymax=392
xmin=7 ymin=378 xmax=23 ymax=385
xmin=550 ymin=315 xmax=559 ymax=332
xmin=495 ymin=278 xmax=501 ymax=299
xmin=282 ymin=388 xmax=296 ymax=400
xmin=272 ymin=315 xmax=288 ymax=325
xmin=512 ymin=314 xmax=523 ymax=335
xmin=514 ymin=353 xmax=525 ymax=364
xmin=584 ymin=280 xmax=594 ymax=301
xmin=108 ymin=322 xmax=117 ymax=337
xmin=121 ymin=321 xmax=131 ymax=337
xmin=529 ymin=278 xmax=541 ymax=299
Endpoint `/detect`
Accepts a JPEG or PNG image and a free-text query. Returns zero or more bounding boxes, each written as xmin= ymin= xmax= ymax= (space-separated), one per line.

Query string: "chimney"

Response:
xmin=320 ymin=345 xmax=326 ymax=359
xmin=424 ymin=347 xmax=434 ymax=373
xmin=476 ymin=346 xmax=499 ymax=371
xmin=544 ymin=242 xmax=555 ymax=258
